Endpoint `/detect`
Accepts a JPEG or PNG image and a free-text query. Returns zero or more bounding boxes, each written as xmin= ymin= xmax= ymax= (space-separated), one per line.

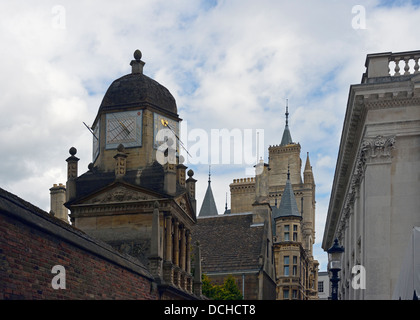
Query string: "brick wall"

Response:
xmin=0 ymin=188 xmax=159 ymax=300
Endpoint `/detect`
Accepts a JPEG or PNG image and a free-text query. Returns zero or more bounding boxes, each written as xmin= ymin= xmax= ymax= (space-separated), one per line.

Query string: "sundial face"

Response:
xmin=105 ymin=110 xmax=142 ymax=149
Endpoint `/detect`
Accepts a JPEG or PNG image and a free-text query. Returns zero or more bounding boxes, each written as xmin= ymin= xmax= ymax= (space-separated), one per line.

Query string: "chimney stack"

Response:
xmin=49 ymin=183 xmax=68 ymax=223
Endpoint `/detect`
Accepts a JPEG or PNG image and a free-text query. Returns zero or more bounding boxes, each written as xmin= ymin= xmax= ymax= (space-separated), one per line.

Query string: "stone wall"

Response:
xmin=0 ymin=188 xmax=158 ymax=300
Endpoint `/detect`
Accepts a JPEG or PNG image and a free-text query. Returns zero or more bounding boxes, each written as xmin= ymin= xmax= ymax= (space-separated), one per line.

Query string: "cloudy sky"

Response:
xmin=1 ymin=0 xmax=420 ymax=270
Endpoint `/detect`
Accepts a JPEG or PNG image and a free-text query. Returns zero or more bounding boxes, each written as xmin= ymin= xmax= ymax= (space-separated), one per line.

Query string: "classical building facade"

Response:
xmin=322 ymin=50 xmax=420 ymax=299
xmin=58 ymin=50 xmax=202 ymax=299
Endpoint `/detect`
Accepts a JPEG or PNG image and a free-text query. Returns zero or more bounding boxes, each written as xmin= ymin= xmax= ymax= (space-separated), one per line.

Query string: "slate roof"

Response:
xmin=99 ymin=73 xmax=178 ymax=116
xmin=192 ymin=213 xmax=265 ymax=273
xmin=280 ymin=124 xmax=293 ymax=146
xmin=280 ymin=102 xmax=293 ymax=146
xmin=198 ymin=180 xmax=218 ymax=217
xmin=273 ymin=174 xmax=301 ymax=220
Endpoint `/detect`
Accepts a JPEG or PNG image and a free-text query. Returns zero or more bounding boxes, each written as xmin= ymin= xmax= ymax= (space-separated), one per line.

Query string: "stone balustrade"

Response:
xmin=363 ymin=50 xmax=420 ymax=82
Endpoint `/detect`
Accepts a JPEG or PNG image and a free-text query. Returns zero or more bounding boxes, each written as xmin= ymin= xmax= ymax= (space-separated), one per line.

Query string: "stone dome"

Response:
xmin=98 ymin=50 xmax=177 ymax=116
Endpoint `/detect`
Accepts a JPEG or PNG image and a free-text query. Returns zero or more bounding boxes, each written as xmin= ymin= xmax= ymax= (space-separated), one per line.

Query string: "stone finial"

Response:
xmin=130 ymin=49 xmax=145 ymax=74
xmin=66 ymin=147 xmax=79 ymax=180
xmin=186 ymin=169 xmax=197 ymax=214
xmin=66 ymin=147 xmax=79 ymax=203
xmin=134 ymin=49 xmax=142 ymax=61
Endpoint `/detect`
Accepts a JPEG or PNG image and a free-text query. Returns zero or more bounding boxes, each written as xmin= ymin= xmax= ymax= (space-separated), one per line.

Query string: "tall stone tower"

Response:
xmin=229 ymin=102 xmax=318 ymax=299
xmin=230 ymin=102 xmax=316 ymax=254
xmin=62 ymin=50 xmax=201 ymax=297
xmin=272 ymin=167 xmax=318 ymax=299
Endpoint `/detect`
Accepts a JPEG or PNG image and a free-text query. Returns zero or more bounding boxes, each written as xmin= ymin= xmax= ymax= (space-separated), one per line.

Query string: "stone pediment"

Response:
xmin=83 ymin=184 xmax=157 ymax=205
xmin=174 ymin=193 xmax=197 ymax=222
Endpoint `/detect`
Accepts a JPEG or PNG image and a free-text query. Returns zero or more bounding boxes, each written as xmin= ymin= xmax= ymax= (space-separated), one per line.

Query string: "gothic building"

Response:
xmin=230 ymin=103 xmax=316 ymax=256
xmin=193 ymin=103 xmax=319 ymax=300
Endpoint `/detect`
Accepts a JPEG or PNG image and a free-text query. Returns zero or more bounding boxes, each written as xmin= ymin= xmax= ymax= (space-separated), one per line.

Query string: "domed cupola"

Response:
xmin=90 ymin=50 xmax=181 ymax=171
xmin=98 ymin=49 xmax=177 ymax=117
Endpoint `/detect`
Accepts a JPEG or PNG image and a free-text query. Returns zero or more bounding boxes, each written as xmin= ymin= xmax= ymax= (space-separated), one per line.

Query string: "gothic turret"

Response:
xmin=198 ymin=167 xmax=218 ymax=217
xmin=273 ymin=167 xmax=302 ymax=221
xmin=304 ymin=152 xmax=314 ymax=185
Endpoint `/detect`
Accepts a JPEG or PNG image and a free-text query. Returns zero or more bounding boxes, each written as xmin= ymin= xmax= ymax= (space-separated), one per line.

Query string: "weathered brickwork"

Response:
xmin=0 ymin=190 xmax=159 ymax=300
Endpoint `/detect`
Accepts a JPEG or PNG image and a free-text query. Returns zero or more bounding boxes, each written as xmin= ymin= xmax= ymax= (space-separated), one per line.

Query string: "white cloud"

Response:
xmin=1 ymin=0 xmax=420 ymax=272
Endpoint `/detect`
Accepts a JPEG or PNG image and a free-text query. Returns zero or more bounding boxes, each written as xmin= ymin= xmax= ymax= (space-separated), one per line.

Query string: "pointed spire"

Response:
xmin=199 ymin=167 xmax=218 ymax=217
xmin=304 ymin=152 xmax=312 ymax=172
xmin=304 ymin=152 xmax=314 ymax=185
xmin=273 ymin=166 xmax=301 ymax=220
xmin=280 ymin=99 xmax=293 ymax=146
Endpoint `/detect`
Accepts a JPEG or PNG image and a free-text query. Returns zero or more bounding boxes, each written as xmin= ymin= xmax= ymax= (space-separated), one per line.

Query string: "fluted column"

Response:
xmin=186 ymin=230 xmax=191 ymax=274
xmin=173 ymin=220 xmax=179 ymax=266
xmin=164 ymin=214 xmax=172 ymax=262
xmin=163 ymin=213 xmax=174 ymax=285
xmin=180 ymin=226 xmax=186 ymax=271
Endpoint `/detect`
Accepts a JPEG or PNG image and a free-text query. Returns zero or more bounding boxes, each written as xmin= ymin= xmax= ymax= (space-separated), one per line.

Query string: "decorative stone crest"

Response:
xmin=361 ymin=135 xmax=395 ymax=161
xmin=86 ymin=185 xmax=153 ymax=204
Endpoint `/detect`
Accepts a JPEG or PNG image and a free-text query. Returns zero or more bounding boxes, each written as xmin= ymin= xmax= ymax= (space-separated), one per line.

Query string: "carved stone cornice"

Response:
xmin=70 ymin=199 xmax=170 ymax=217
xmin=365 ymin=95 xmax=420 ymax=110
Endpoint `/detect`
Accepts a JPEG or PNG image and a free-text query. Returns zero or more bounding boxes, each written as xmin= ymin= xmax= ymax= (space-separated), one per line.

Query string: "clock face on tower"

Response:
xmin=105 ymin=110 xmax=142 ymax=149
xmin=153 ymin=112 xmax=179 ymax=150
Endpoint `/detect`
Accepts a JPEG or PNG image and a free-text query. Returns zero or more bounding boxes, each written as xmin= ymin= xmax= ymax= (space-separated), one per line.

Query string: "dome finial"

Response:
xmin=134 ymin=49 xmax=142 ymax=61
xmin=130 ymin=49 xmax=145 ymax=74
